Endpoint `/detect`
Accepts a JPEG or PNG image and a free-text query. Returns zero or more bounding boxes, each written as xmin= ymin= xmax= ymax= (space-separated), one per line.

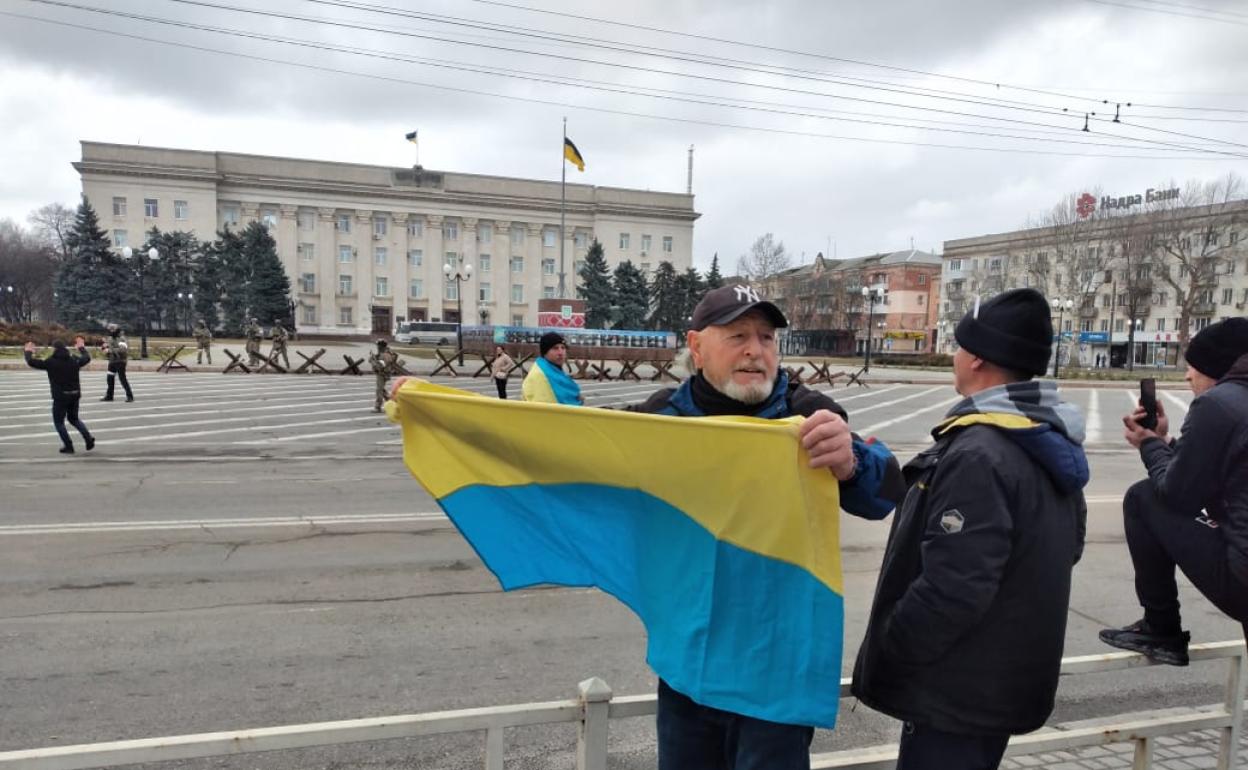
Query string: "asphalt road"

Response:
xmin=0 ymin=369 xmax=1240 ymax=769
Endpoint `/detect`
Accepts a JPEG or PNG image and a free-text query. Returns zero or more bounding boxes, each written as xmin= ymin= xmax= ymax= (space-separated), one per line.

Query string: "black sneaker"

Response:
xmin=1099 ymin=619 xmax=1190 ymax=666
xmin=85 ymin=436 xmax=95 ymax=451
xmin=125 ymin=397 xmax=135 ymax=402
xmin=59 ymin=445 xmax=74 ymax=454
xmin=99 ymin=397 xmax=113 ymax=402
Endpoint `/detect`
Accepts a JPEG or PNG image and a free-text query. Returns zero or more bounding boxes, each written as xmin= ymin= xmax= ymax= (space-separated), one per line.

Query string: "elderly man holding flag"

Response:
xmin=385 ymin=284 xmax=902 ymax=770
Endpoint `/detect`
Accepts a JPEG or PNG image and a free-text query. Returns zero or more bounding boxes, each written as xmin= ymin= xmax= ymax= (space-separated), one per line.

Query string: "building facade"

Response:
xmin=75 ymin=142 xmax=699 ymax=336
xmin=763 ymin=249 xmax=942 ymax=355
xmin=940 ymin=198 xmax=1248 ymax=368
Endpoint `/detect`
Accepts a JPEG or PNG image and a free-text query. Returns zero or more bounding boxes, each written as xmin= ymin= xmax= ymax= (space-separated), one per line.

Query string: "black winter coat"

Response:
xmin=852 ymin=422 xmax=1086 ymax=735
xmin=1140 ymin=353 xmax=1248 ymax=584
xmin=25 ymin=347 xmax=91 ymax=398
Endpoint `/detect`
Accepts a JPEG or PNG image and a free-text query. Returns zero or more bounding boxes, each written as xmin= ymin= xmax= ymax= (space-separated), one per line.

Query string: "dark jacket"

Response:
xmin=629 ymin=372 xmax=906 ymax=520
xmin=852 ymin=381 xmax=1088 ymax=735
xmin=25 ymin=347 xmax=92 ymax=398
xmin=1139 ymin=353 xmax=1248 ymax=583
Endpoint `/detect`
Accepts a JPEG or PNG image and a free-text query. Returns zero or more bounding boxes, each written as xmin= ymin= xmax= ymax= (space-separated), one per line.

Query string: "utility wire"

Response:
xmin=114 ymin=0 xmax=1248 ymax=148
xmin=1085 ymin=0 xmax=1248 ymax=27
xmin=1 ymin=9 xmax=1232 ymax=161
xmin=29 ymin=0 xmax=1241 ymax=156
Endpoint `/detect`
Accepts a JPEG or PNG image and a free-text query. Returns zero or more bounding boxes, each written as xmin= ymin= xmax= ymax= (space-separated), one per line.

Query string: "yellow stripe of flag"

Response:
xmin=564 ymin=137 xmax=585 ymax=171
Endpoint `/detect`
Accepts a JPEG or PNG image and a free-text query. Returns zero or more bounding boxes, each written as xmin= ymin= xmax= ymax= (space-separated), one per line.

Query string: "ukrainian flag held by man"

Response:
xmin=564 ymin=136 xmax=585 ymax=171
xmin=386 ymin=380 xmax=851 ymax=727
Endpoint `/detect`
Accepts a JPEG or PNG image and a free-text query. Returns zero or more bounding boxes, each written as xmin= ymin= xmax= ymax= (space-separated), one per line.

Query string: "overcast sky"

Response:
xmin=2 ymin=0 xmax=1247 ymax=271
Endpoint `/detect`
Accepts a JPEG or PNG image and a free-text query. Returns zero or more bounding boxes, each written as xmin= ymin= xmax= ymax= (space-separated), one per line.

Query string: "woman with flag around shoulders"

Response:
xmin=522 ymin=332 xmax=582 ymax=405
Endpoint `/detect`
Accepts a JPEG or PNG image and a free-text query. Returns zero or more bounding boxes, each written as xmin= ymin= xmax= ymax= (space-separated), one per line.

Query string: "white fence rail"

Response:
xmin=1 ymin=641 xmax=1243 ymax=770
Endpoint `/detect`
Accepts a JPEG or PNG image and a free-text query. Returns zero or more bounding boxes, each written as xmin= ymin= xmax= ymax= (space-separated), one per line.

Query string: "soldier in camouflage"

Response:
xmin=368 ymin=339 xmax=399 ymax=413
xmin=193 ymin=319 xmax=213 ymax=365
xmin=269 ymin=322 xmax=291 ymax=370
xmin=244 ymin=318 xmax=263 ymax=366
xmin=100 ymin=323 xmax=134 ymax=402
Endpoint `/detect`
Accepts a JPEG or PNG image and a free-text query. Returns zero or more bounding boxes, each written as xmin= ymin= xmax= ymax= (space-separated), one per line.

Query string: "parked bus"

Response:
xmin=394 ymin=321 xmax=459 ymax=345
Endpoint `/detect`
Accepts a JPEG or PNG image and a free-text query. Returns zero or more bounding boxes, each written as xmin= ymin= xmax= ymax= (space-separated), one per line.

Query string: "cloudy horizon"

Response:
xmin=2 ymin=0 xmax=1247 ymax=271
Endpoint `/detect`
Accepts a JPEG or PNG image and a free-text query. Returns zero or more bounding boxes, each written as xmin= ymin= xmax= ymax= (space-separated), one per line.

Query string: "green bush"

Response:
xmin=0 ymin=322 xmax=106 ymax=347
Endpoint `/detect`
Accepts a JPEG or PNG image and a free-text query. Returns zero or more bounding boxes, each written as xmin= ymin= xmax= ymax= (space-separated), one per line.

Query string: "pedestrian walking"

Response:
xmin=627 ymin=284 xmax=904 ymax=770
xmin=490 ymin=345 xmax=515 ymax=399
xmin=1100 ymin=317 xmax=1248 ymax=665
xmin=852 ymin=288 xmax=1089 ymax=770
xmin=100 ymin=323 xmax=134 ymax=402
xmin=369 ymin=339 xmax=398 ymax=413
xmin=270 ymin=322 xmax=291 ymax=370
xmin=24 ymin=338 xmax=96 ymax=455
xmin=193 ymin=319 xmax=213 ymax=365
xmin=244 ymin=318 xmax=263 ymax=366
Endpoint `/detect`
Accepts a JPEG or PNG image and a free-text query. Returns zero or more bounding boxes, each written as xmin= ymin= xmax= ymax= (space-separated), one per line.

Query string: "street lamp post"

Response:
xmin=2 ymin=285 xmax=13 ymax=322
xmin=443 ymin=260 xmax=473 ymax=365
xmin=122 ymin=246 xmax=160 ymax=359
xmin=1050 ymin=297 xmax=1073 ymax=379
xmin=177 ymin=291 xmax=194 ymax=337
xmin=1128 ymin=318 xmax=1145 ymax=372
xmin=860 ymin=286 xmax=878 ymax=373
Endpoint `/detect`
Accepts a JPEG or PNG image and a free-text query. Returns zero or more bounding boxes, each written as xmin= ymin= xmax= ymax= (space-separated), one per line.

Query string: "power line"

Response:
xmin=2 ymin=9 xmax=1233 ymax=162
xmin=113 ymin=0 xmax=1248 ymax=149
xmin=1129 ymin=0 xmax=1248 ymax=20
xmin=27 ymin=0 xmax=1241 ymax=156
xmin=21 ymin=0 xmax=1248 ymax=156
xmin=1085 ymin=0 xmax=1248 ymax=27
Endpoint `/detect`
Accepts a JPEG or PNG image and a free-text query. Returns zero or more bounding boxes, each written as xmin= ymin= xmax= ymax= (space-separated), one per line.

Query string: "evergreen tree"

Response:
xmin=142 ymin=228 xmax=201 ymax=335
xmin=193 ymin=236 xmax=225 ymax=332
xmin=676 ymin=266 xmax=706 ymax=329
xmin=55 ymin=195 xmax=130 ymax=327
xmin=241 ymin=221 xmax=292 ymax=326
xmin=215 ymin=226 xmax=249 ymax=335
xmin=612 ymin=260 xmax=649 ymax=330
xmin=705 ymin=253 xmax=724 ymax=289
xmin=213 ymin=222 xmax=292 ymax=334
xmin=577 ymin=238 xmax=615 ymax=328
xmin=647 ymin=261 xmax=682 ymax=331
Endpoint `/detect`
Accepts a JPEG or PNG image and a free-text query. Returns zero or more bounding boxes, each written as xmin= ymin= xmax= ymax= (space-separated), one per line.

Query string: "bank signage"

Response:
xmin=1076 ymin=187 xmax=1180 ymax=218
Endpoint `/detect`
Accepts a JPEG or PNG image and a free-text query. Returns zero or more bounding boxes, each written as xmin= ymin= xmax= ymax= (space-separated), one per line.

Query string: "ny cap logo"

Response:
xmin=733 ymin=284 xmax=761 ymax=304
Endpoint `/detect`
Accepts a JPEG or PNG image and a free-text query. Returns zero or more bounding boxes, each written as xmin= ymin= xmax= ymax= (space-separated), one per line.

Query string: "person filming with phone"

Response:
xmin=1100 ymin=317 xmax=1248 ymax=664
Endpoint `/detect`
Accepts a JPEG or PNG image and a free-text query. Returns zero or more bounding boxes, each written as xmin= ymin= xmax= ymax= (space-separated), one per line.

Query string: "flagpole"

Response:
xmin=559 ymin=116 xmax=567 ymax=299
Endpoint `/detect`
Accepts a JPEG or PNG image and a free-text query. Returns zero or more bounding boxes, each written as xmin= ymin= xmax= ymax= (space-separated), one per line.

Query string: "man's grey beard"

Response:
xmin=708 ymin=371 xmax=776 ymax=405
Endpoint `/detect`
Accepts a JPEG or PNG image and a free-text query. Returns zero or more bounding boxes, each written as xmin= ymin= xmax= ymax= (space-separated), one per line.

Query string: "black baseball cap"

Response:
xmin=690 ymin=284 xmax=788 ymax=331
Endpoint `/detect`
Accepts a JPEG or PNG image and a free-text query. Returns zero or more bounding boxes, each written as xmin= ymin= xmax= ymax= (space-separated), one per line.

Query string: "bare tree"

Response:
xmin=27 ymin=202 xmax=75 ymax=263
xmin=737 ymin=233 xmax=791 ymax=280
xmin=0 ymin=220 xmax=57 ymax=322
xmin=1146 ymin=173 xmax=1245 ymax=358
xmin=1101 ymin=208 xmax=1160 ymax=370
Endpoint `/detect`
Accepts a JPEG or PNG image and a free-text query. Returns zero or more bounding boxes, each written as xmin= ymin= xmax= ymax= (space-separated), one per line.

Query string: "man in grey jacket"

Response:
xmin=1101 ymin=317 xmax=1248 ymax=664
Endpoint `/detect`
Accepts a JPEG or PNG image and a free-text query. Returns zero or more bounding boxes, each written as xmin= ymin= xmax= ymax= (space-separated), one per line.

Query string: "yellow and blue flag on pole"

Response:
xmin=563 ymin=137 xmax=585 ymax=171
xmin=388 ymin=380 xmax=845 ymax=727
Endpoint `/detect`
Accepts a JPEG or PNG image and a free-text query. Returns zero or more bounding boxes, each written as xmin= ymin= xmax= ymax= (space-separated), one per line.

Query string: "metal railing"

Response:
xmin=1 ymin=641 xmax=1243 ymax=770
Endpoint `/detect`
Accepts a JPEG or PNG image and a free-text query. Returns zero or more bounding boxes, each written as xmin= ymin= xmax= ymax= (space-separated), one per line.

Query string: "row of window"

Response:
xmin=311 ymin=306 xmax=530 ymax=327
xmin=302 ymin=245 xmax=573 ymax=275
xmin=617 ymin=233 xmax=675 ymax=254
xmin=298 ymin=273 xmax=541 ymax=303
xmin=112 ymin=197 xmax=189 ymax=220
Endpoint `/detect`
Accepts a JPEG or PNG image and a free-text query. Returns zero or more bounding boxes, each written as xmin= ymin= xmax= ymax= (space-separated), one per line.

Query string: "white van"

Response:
xmin=394 ymin=321 xmax=459 ymax=345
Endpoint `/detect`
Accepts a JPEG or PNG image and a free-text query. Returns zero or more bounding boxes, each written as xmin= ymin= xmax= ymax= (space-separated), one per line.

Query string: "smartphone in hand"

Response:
xmin=1139 ymin=378 xmax=1158 ymax=430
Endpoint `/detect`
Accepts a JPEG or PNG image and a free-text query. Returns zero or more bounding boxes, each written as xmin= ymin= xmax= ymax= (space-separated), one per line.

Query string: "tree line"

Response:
xmin=1 ymin=196 xmax=292 ymax=336
xmin=576 ymin=239 xmax=724 ymax=332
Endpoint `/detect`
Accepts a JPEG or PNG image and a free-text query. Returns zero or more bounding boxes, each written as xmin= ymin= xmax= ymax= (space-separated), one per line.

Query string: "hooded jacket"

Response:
xmin=1139 ymin=352 xmax=1248 ymax=584
xmin=852 ymin=380 xmax=1088 ymax=735
xmin=25 ymin=346 xmax=92 ymax=398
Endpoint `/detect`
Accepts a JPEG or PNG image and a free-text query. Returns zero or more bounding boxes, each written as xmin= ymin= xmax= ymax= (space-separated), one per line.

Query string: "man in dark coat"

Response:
xmin=852 ymin=288 xmax=1089 ymax=770
xmin=630 ymin=283 xmax=906 ymax=770
xmin=1101 ymin=317 xmax=1248 ymax=664
xmin=24 ymin=337 xmax=97 ymax=454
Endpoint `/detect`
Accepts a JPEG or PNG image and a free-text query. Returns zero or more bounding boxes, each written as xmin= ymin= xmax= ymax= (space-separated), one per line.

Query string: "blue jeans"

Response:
xmin=656 ymin=680 xmax=814 ymax=770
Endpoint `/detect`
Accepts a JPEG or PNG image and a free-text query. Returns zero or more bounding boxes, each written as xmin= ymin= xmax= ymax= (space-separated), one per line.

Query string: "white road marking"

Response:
xmin=858 ymin=396 xmax=963 ymax=436
xmin=0 ymin=512 xmax=447 ymax=536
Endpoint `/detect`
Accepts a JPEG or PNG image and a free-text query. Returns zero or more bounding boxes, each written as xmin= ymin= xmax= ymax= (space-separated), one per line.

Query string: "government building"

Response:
xmin=75 ymin=141 xmax=699 ymax=336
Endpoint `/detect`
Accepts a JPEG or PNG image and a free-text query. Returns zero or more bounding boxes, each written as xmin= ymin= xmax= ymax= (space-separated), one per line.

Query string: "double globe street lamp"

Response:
xmin=122 ymin=246 xmax=160 ymax=359
xmin=1050 ymin=297 xmax=1073 ymax=379
xmin=443 ymin=261 xmax=473 ymax=365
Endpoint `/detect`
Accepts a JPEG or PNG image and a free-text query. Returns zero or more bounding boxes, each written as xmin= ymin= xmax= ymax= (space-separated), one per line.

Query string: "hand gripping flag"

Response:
xmin=388 ymin=380 xmax=846 ymax=727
